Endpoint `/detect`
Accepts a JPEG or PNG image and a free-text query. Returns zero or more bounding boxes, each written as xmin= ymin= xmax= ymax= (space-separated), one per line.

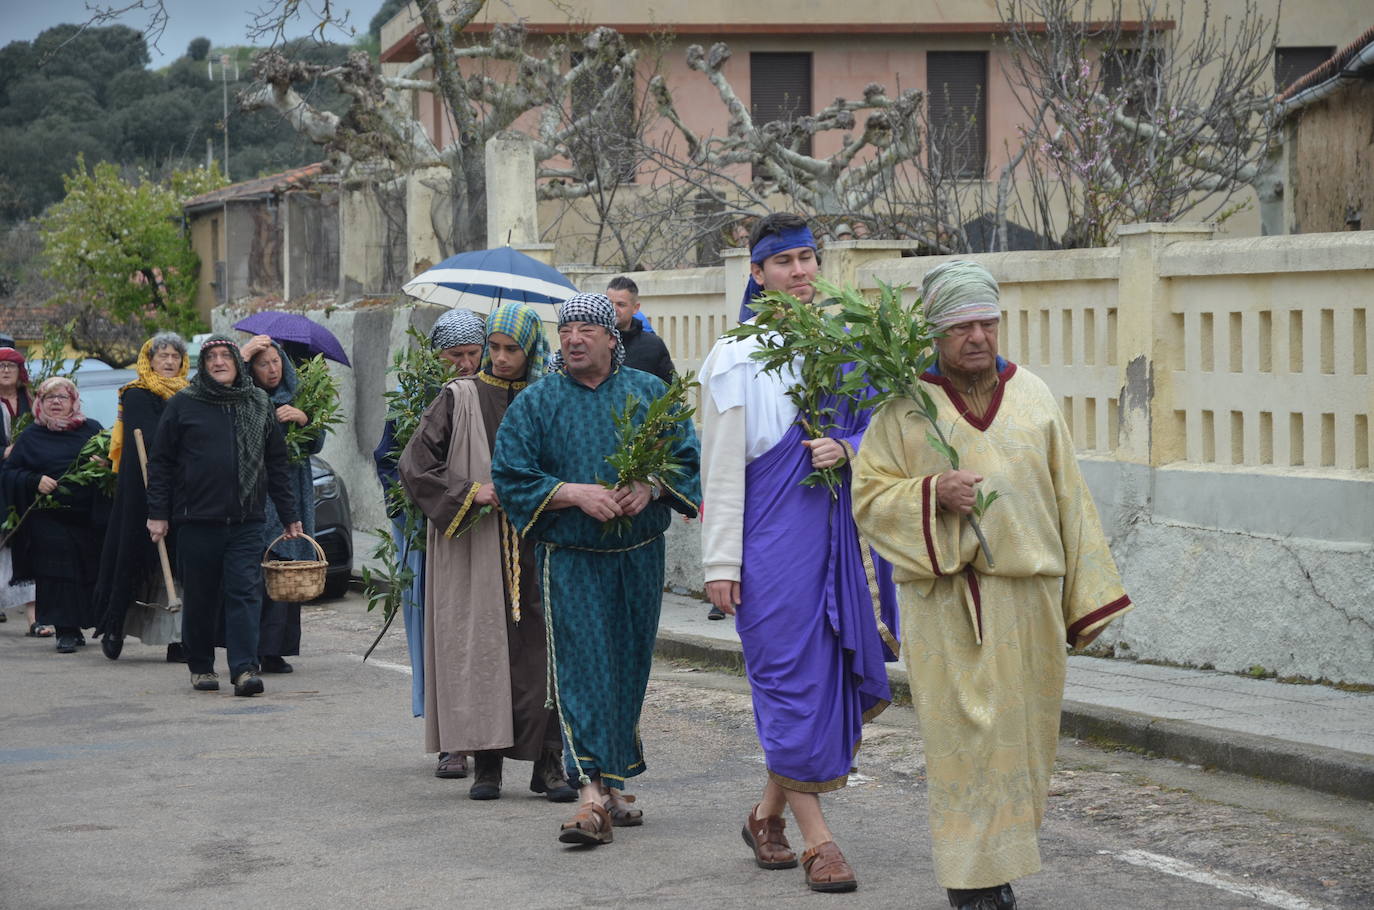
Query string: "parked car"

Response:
xmin=72 ymin=369 xmax=353 ymax=600
xmin=310 ymin=454 xmax=353 ymax=599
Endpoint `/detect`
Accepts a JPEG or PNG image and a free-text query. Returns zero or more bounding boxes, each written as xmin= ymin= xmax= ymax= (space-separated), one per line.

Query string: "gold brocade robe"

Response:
xmin=852 ymin=362 xmax=1131 ymax=889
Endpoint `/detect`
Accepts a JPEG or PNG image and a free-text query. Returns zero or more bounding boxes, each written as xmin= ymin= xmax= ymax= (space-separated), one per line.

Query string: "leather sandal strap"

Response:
xmin=561 ymin=800 xmax=611 ymax=834
xmin=802 ymin=841 xmax=853 ymax=880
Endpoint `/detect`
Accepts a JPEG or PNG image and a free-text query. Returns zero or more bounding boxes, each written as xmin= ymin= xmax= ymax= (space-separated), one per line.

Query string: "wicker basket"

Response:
xmin=261 ymin=532 xmax=328 ymax=603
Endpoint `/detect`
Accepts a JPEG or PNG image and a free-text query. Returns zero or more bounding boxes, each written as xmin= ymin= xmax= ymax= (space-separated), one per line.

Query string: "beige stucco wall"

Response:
xmin=382 ymin=1 xmax=1365 ymax=47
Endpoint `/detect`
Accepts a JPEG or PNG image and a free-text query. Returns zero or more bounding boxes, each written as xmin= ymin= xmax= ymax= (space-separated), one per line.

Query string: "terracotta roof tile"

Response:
xmin=182 ymin=162 xmax=328 ymax=210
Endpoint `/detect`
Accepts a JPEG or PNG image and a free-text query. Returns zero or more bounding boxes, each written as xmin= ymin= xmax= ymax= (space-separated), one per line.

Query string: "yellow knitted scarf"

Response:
xmin=109 ymin=338 xmax=189 ymax=473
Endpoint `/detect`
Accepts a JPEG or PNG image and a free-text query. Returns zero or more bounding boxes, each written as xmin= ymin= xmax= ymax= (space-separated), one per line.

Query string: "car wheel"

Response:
xmin=322 ymin=574 xmax=352 ymax=600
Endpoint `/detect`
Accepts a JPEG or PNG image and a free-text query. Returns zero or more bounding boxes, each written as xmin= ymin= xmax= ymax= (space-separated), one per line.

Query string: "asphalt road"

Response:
xmin=3 ymin=593 xmax=1371 ymax=910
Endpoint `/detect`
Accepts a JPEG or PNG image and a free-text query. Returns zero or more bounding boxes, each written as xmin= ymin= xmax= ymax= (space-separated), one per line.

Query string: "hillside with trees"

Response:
xmin=0 ymin=23 xmax=353 ymax=225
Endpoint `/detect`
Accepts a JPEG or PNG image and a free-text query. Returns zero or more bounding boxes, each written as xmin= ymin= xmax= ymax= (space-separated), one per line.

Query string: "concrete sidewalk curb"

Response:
xmin=654 ymin=630 xmax=1374 ymax=803
xmin=1059 ymin=702 xmax=1374 ymax=802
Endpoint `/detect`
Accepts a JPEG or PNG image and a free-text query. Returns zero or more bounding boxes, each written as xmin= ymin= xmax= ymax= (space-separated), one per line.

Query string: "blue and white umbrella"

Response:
xmin=401 ymin=246 xmax=578 ymax=319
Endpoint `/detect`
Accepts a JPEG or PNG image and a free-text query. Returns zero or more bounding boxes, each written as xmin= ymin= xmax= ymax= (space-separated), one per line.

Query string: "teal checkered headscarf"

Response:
xmin=483 ymin=302 xmax=549 ymax=380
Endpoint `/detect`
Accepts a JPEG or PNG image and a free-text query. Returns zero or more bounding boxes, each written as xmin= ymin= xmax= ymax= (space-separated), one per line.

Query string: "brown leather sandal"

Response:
xmin=741 ymin=804 xmax=798 ymax=869
xmin=604 ymin=792 xmax=643 ymax=827
xmin=801 ymin=840 xmax=857 ymax=892
xmin=558 ymin=800 xmax=614 ymax=846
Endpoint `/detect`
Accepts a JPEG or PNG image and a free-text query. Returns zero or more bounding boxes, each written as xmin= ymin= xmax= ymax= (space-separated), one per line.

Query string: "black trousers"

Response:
xmin=177 ymin=521 xmax=264 ymax=677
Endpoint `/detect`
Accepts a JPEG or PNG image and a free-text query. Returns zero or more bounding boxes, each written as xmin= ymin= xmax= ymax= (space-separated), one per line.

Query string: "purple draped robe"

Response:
xmin=736 ymin=387 xmax=900 ymax=791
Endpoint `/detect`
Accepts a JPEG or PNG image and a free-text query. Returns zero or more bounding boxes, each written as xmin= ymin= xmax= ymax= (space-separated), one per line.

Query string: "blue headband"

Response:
xmin=739 ymin=225 xmax=817 ymax=322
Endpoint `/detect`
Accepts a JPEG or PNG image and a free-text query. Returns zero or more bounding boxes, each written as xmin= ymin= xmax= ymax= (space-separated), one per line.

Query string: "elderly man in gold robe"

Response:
xmin=851 ymin=260 xmax=1131 ymax=910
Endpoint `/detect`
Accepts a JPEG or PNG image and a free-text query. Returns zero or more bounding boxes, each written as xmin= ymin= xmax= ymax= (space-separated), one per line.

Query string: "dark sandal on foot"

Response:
xmin=742 ymin=804 xmax=798 ymax=869
xmin=801 ymin=841 xmax=858 ymax=893
xmin=604 ymin=792 xmax=643 ymax=827
xmin=434 ymin=752 xmax=469 ymax=779
xmin=558 ymin=801 xmax=613 ymax=845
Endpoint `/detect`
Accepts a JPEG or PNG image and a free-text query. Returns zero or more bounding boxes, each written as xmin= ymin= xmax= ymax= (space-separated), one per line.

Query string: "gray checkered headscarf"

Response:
xmin=429 ymin=308 xmax=486 ymax=350
xmin=549 ymin=292 xmax=625 ymax=373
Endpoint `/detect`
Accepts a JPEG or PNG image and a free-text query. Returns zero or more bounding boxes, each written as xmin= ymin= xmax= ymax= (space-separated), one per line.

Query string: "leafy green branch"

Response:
xmin=600 ymin=371 xmax=699 ymax=535
xmin=731 ymin=277 xmax=1000 ymax=567
xmin=361 ymin=327 xmax=453 ymax=649
xmin=284 ymin=354 xmax=342 ymax=464
xmin=725 ymin=292 xmax=854 ymax=496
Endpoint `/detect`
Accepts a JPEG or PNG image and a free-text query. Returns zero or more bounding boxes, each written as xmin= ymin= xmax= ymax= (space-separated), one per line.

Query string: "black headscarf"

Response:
xmin=181 ymin=335 xmax=272 ymax=511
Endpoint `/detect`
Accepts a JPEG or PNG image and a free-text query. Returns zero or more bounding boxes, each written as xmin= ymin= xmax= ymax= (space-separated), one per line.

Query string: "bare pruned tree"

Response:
xmin=241 ymin=3 xmax=646 ymax=257
xmin=646 ymin=44 xmax=933 ymax=245
xmin=997 ymin=0 xmax=1279 ymax=248
xmin=236 ymin=3 xmax=996 ymax=267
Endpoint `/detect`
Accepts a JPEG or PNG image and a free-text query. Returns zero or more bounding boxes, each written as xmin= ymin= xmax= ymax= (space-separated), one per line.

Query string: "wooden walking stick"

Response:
xmin=133 ymin=428 xmax=181 ymax=613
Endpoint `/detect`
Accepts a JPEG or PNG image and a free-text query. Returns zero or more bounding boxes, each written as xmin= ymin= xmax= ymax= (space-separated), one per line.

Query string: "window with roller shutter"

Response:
xmin=927 ymin=51 xmax=987 ymax=179
xmin=750 ymin=52 xmax=813 ymax=178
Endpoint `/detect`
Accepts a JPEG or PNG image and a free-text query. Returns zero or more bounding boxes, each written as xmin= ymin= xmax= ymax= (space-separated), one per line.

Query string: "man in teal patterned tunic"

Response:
xmin=492 ymin=293 xmax=701 ymax=847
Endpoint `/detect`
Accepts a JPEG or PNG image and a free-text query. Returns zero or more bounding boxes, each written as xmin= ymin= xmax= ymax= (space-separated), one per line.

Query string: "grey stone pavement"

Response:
xmin=653 ymin=591 xmax=1374 ymax=802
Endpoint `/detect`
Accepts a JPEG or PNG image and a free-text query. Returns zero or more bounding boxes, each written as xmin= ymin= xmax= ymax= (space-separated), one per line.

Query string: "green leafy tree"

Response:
xmin=39 ymin=156 xmax=225 ymax=364
xmin=0 ymin=24 xmax=352 ymax=222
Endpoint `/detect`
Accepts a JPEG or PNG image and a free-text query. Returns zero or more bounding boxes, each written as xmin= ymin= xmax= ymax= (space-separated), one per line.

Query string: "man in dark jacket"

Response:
xmin=607 ymin=276 xmax=674 ymax=382
xmin=147 ymin=336 xmax=301 ymax=697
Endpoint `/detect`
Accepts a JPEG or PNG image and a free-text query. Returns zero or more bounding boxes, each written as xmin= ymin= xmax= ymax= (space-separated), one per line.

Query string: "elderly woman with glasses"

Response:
xmin=92 ymin=332 xmax=189 ymax=661
xmin=0 ymin=377 xmax=108 ymax=653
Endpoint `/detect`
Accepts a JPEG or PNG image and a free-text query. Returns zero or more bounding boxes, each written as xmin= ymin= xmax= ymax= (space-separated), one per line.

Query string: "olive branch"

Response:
xmin=361 ymin=328 xmax=452 ymax=657
xmin=600 ymin=371 xmax=698 ymax=536
xmin=284 ymin=354 xmax=343 ymax=464
xmin=724 ymin=291 xmax=851 ymax=496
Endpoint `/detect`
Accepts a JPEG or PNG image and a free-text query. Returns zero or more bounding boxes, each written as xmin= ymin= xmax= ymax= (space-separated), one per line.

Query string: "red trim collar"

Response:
xmin=920 ymin=362 xmax=1017 ymax=432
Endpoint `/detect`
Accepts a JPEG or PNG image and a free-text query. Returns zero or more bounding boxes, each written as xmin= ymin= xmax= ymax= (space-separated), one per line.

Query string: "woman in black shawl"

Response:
xmin=0 ymin=377 xmax=106 ymax=653
xmin=93 ymin=332 xmax=189 ymax=660
xmin=240 ymin=334 xmax=322 ymax=674
xmin=0 ymin=346 xmax=35 ymax=627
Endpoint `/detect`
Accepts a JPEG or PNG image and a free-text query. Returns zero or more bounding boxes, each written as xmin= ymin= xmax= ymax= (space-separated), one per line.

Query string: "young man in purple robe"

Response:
xmin=699 ymin=213 xmax=900 ymax=894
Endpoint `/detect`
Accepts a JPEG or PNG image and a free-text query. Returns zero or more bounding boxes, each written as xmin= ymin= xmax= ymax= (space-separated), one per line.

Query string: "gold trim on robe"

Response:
xmin=444 ymin=482 xmax=482 ymax=538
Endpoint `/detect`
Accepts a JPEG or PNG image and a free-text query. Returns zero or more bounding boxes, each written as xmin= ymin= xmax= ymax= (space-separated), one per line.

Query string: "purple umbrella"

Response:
xmin=232 ymin=312 xmax=350 ymax=366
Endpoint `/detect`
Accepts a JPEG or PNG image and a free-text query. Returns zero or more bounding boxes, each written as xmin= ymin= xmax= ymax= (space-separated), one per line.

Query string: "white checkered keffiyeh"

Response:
xmin=429 ymin=308 xmax=487 ymax=350
xmin=549 ymin=292 xmax=625 ymax=372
